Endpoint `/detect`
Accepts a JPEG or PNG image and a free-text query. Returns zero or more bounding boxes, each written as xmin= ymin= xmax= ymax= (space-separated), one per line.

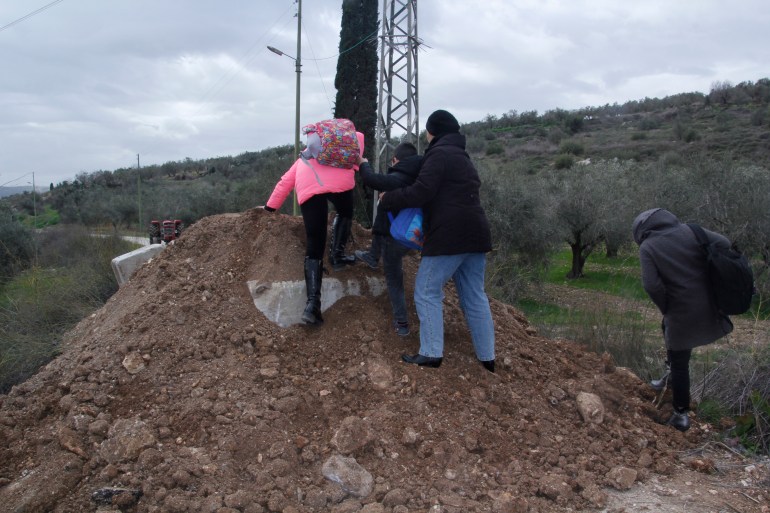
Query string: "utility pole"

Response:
xmin=137 ymin=154 xmax=142 ymax=233
xmin=374 ymin=0 xmax=419 ymax=219
xmin=293 ymin=0 xmax=302 ymax=216
xmin=267 ymin=0 xmax=302 ymax=216
xmin=32 ymin=171 xmax=36 ymax=229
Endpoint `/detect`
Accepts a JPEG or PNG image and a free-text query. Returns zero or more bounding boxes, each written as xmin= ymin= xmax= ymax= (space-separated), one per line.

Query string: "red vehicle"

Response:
xmin=149 ymin=219 xmax=183 ymax=244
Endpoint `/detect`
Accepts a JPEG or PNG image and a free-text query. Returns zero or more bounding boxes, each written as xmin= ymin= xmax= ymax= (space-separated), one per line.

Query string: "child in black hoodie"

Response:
xmin=356 ymin=142 xmax=422 ymax=336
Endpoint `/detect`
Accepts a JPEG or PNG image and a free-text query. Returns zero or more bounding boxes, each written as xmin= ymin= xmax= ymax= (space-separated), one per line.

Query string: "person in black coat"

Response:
xmin=356 ymin=142 xmax=422 ymax=336
xmin=378 ymin=109 xmax=495 ymax=371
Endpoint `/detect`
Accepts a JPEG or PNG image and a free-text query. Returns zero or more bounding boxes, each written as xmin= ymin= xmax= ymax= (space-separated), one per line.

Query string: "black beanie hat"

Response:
xmin=425 ymin=109 xmax=460 ymax=136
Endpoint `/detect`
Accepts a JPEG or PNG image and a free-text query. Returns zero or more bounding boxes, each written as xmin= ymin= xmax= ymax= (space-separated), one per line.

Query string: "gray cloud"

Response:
xmin=1 ymin=0 xmax=768 ymax=188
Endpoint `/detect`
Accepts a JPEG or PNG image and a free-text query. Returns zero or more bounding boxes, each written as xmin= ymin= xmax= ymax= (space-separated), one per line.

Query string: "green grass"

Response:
xmin=515 ymin=245 xmax=662 ymax=378
xmin=516 ymin=298 xmax=577 ymax=324
xmin=18 ymin=205 xmax=60 ymax=229
xmin=544 ymin=247 xmax=649 ymax=300
xmin=517 ymin=297 xmax=655 ymax=337
xmin=517 ymin=297 xmax=662 ymax=377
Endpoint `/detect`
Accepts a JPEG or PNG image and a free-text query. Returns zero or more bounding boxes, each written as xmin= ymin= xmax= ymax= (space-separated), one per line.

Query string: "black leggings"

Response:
xmin=300 ymin=190 xmax=354 ymax=260
xmin=668 ymin=348 xmax=692 ymax=412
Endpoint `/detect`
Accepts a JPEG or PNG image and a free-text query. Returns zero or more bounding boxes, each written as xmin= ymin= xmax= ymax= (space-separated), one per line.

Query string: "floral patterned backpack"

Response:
xmin=301 ymin=119 xmax=360 ymax=169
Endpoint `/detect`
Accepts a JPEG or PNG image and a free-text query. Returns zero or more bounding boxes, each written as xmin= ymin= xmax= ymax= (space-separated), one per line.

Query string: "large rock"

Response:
xmin=576 ymin=391 xmax=605 ymax=424
xmin=322 ymin=455 xmax=373 ymax=498
xmin=331 ymin=416 xmax=372 ymax=455
xmin=99 ymin=418 xmax=157 ymax=463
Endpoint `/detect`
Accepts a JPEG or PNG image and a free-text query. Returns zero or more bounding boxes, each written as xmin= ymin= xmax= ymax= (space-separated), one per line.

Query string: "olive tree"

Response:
xmin=545 ymin=160 xmax=638 ymax=278
xmin=479 ymin=161 xmax=560 ymax=300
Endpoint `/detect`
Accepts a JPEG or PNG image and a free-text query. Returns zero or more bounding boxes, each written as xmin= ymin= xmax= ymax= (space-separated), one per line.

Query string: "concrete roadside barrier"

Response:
xmin=111 ymin=244 xmax=165 ymax=286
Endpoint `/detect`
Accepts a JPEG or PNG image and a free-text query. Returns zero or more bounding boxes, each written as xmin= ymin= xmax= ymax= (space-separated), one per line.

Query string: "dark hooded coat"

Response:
xmin=632 ymin=208 xmax=733 ymax=350
xmin=378 ymin=133 xmax=492 ymax=256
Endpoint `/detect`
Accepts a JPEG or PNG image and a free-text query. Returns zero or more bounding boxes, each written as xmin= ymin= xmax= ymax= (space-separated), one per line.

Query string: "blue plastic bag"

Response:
xmin=387 ymin=208 xmax=424 ymax=251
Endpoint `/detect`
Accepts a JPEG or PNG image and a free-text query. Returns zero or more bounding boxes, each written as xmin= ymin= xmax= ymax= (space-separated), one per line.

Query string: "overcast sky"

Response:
xmin=1 ymin=0 xmax=768 ymax=189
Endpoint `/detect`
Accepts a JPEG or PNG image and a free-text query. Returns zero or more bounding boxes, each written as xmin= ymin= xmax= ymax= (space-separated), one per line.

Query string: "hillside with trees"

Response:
xmin=2 ymin=80 xmax=770 ymax=454
xmin=4 ymin=78 xmax=770 ymax=301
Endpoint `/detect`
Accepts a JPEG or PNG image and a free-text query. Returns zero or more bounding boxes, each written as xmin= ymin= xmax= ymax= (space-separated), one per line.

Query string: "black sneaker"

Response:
xmin=394 ymin=321 xmax=410 ymax=337
xmin=667 ymin=410 xmax=690 ymax=432
xmin=354 ymin=250 xmax=379 ymax=270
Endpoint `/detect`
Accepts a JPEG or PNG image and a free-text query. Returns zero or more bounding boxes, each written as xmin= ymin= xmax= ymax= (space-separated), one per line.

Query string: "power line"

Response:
xmin=302 ymin=24 xmax=334 ymax=115
xmin=137 ymin=3 xmax=295 ymax=163
xmin=0 ymin=0 xmax=65 ymax=33
xmin=305 ymin=28 xmax=380 ymax=62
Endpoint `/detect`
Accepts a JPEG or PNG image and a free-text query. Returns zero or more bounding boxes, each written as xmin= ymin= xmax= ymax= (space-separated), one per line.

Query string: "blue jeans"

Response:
xmin=379 ymin=235 xmax=411 ymax=324
xmin=414 ymin=253 xmax=495 ymax=361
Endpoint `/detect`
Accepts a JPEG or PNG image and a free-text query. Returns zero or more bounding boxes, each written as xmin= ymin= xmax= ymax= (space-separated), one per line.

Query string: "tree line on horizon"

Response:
xmin=3 ymin=78 xmax=770 ymax=293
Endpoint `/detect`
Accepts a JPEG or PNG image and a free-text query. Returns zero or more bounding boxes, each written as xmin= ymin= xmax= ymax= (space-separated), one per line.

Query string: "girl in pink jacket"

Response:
xmin=264 ymin=128 xmax=364 ymax=325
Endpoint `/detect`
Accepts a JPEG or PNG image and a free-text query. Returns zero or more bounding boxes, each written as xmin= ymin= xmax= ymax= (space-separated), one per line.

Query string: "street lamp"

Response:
xmin=267 ymin=0 xmax=302 ymax=216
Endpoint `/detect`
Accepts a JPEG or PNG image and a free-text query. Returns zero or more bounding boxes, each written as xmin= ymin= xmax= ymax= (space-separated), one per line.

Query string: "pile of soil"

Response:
xmin=0 ymin=209 xmax=766 ymax=513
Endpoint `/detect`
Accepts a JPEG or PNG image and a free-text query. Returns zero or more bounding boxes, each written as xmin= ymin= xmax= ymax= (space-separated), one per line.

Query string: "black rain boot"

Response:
xmin=301 ymin=257 xmax=324 ymax=325
xmin=329 ymin=215 xmax=356 ymax=271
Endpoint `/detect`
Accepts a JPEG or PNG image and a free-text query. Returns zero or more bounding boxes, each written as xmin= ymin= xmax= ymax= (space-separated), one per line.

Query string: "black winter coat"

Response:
xmin=378 ymin=133 xmax=492 ymax=256
xmin=359 ymin=155 xmax=422 ymax=236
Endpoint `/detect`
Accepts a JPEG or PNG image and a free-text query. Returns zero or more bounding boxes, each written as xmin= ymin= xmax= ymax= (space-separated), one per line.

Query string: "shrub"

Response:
xmin=674 ymin=121 xmax=699 ymax=142
xmin=465 ymin=136 xmax=486 ymax=154
xmin=554 ymin=154 xmax=574 ymax=169
xmin=548 ymin=128 xmax=565 ymax=145
xmin=715 ymin=111 xmax=732 ymax=132
xmin=693 ymin=344 xmax=770 ymax=454
xmin=638 ymin=117 xmax=661 ymax=130
xmin=631 ymin=132 xmax=647 ymax=141
xmin=683 ymin=129 xmax=700 ymax=143
xmin=751 ymin=107 xmax=768 ymax=127
xmin=564 ymin=115 xmax=584 ymax=134
xmin=486 ymin=142 xmax=504 ymax=156
xmin=558 ymin=140 xmax=585 ymax=156
xmin=0 ymin=228 xmax=136 ymax=392
xmin=0 ymin=219 xmax=36 ymax=283
xmin=697 ymin=398 xmax=728 ymax=424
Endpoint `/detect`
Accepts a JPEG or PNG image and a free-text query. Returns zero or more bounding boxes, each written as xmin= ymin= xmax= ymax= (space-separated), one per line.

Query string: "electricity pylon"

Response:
xmin=374 ymin=0 xmax=420 ymax=174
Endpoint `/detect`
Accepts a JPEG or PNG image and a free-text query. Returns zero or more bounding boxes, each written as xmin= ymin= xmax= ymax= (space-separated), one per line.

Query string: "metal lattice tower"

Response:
xmin=374 ymin=0 xmax=419 ymax=174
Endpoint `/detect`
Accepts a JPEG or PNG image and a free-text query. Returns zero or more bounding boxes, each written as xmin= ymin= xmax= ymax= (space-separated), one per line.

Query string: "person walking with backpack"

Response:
xmin=632 ymin=208 xmax=735 ymax=431
xmin=355 ymin=142 xmax=422 ymax=336
xmin=263 ymin=122 xmax=364 ymax=325
xmin=378 ymin=109 xmax=495 ymax=372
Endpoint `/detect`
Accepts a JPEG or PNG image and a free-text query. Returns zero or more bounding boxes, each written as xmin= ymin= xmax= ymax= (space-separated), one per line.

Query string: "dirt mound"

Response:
xmin=0 ymin=209 xmax=762 ymax=512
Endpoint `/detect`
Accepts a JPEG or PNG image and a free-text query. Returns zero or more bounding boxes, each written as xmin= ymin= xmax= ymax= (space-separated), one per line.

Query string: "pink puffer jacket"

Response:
xmin=266 ymin=132 xmax=364 ymax=209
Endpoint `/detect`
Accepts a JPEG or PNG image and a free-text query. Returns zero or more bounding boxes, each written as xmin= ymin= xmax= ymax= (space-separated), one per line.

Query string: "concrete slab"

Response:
xmin=111 ymin=244 xmax=165 ymax=286
xmin=248 ymin=275 xmax=387 ymax=327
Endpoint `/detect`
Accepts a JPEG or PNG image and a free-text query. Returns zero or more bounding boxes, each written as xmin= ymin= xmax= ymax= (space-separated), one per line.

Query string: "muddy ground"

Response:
xmin=0 ymin=209 xmax=767 ymax=513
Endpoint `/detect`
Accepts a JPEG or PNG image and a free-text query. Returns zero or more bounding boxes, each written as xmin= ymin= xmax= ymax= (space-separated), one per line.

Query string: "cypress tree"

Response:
xmin=334 ymin=0 xmax=379 ymax=159
xmin=334 ymin=0 xmax=379 ymax=224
